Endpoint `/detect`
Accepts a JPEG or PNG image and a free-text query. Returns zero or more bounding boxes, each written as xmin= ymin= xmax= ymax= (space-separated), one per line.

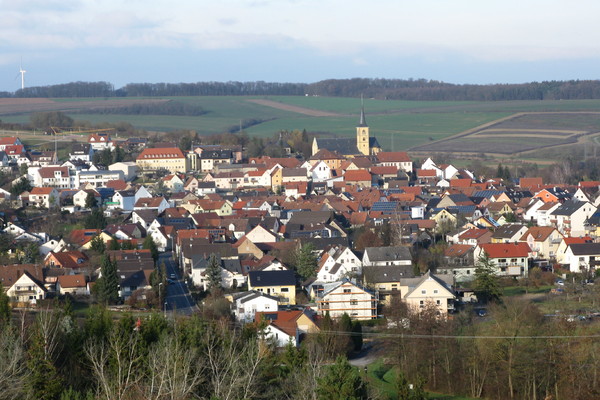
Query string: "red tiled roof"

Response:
xmin=579 ymin=181 xmax=600 ymax=188
xmin=563 ymin=236 xmax=593 ymax=245
xmin=376 ymin=151 xmax=411 ymax=162
xmin=450 ymin=178 xmax=472 ymax=188
xmin=255 ymin=310 xmax=305 ymax=337
xmin=105 ymin=179 xmax=128 ymax=191
xmin=445 ymin=244 xmax=474 ymax=257
xmin=344 ymin=170 xmax=372 ymax=182
xmin=370 ymin=166 xmax=398 ymax=175
xmin=57 ymin=274 xmax=87 ymax=288
xmin=480 ymin=243 xmax=531 ymax=258
xmin=30 ymin=187 xmax=55 ymax=195
xmin=39 ymin=166 xmax=69 ymax=179
xmin=416 ymin=169 xmax=436 ymax=177
xmin=137 ymin=147 xmax=185 ymax=160
xmin=519 ymin=177 xmax=544 ymax=189
xmin=0 ymin=137 xmax=19 ymax=146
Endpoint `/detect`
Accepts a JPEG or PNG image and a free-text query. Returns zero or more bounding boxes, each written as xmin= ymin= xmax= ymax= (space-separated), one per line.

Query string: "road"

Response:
xmin=159 ymin=253 xmax=198 ymax=316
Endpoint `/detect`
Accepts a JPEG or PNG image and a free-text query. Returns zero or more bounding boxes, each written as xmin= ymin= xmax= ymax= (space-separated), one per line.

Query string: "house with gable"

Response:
xmin=315 ymin=279 xmax=378 ymax=320
xmin=402 ymin=271 xmax=456 ymax=315
xmin=519 ymin=226 xmax=563 ymax=260
xmin=363 ymin=246 xmax=412 ymax=267
xmin=230 ymin=291 xmax=280 ymax=323
xmin=438 ymin=244 xmax=476 ymax=282
xmin=29 ymin=187 xmax=59 ymax=208
xmin=375 ymin=151 xmax=413 ymax=174
xmin=248 ymin=270 xmax=296 ymax=305
xmin=316 ymin=245 xmax=362 ymax=282
xmin=550 ymin=200 xmax=597 ymax=237
xmin=474 ymin=243 xmax=531 ymax=277
xmin=256 ymin=309 xmax=320 ymax=347
xmin=562 ymin=243 xmax=600 ymax=273
xmin=0 ymin=264 xmax=47 ymax=306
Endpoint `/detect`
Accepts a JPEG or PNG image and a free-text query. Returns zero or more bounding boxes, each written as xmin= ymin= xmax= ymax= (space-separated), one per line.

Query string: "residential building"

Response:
xmin=402 ymin=271 xmax=456 ymax=315
xmin=315 ymin=279 xmax=378 ymax=320
xmin=248 ymin=270 xmax=296 ymax=305
xmin=136 ymin=147 xmax=188 ymax=173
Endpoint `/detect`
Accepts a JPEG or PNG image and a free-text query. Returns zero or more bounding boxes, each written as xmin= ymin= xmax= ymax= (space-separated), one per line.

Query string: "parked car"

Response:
xmin=556 ymin=280 xmax=564 ymax=286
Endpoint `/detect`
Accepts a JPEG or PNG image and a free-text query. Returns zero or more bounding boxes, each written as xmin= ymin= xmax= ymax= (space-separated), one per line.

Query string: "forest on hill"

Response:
xmin=4 ymin=78 xmax=600 ymax=101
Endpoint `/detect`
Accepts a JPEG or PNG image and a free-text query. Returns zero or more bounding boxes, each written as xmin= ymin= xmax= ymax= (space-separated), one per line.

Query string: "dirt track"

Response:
xmin=247 ymin=99 xmax=341 ymax=117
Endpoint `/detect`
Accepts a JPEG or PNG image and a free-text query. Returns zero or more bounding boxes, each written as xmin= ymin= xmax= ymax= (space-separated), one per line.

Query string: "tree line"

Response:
xmin=6 ymin=78 xmax=600 ymax=101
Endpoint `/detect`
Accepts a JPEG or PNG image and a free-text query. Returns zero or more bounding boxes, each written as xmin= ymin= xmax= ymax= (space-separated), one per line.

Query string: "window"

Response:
xmin=419 ymin=300 xmax=424 ymax=308
xmin=281 ymin=288 xmax=289 ymax=292
xmin=350 ymin=300 xmax=358 ymax=305
xmin=433 ymin=289 xmax=438 ymax=294
xmin=421 ymin=289 xmax=426 ymax=294
xmin=343 ymin=289 xmax=351 ymax=293
xmin=436 ymin=300 xmax=441 ymax=305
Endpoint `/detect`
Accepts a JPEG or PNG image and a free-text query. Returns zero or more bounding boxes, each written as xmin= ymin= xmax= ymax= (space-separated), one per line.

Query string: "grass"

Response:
xmin=365 ymin=359 xmax=478 ymax=400
xmin=503 ymin=285 xmax=553 ymax=296
xmin=7 ymin=96 xmax=600 ymax=162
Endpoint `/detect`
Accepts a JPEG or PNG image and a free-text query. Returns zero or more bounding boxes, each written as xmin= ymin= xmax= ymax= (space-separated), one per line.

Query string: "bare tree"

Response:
xmin=0 ymin=326 xmax=29 ymax=399
xmin=145 ymin=335 xmax=204 ymax=400
xmin=204 ymin=325 xmax=267 ymax=400
xmin=85 ymin=330 xmax=142 ymax=400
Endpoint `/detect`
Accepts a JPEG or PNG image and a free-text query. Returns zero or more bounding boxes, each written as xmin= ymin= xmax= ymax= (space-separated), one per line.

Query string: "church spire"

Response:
xmin=358 ymin=94 xmax=367 ymax=127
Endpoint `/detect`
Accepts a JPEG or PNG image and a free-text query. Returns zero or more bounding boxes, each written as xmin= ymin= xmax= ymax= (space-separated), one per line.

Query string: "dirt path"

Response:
xmin=247 ymin=99 xmax=341 ymax=117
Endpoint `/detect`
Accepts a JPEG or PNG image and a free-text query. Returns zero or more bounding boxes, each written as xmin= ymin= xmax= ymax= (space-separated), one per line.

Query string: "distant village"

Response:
xmin=1 ymin=105 xmax=599 ymax=348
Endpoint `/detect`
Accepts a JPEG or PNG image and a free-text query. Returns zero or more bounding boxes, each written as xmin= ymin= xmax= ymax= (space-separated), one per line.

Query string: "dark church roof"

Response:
xmin=314 ymin=138 xmax=359 ymax=156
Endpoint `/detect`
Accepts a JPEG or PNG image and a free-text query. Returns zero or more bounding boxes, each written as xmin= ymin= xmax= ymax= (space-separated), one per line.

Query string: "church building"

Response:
xmin=312 ymin=101 xmax=382 ymax=157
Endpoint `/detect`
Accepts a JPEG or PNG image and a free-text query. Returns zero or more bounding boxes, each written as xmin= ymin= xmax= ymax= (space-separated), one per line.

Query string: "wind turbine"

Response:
xmin=19 ymin=59 xmax=26 ymax=90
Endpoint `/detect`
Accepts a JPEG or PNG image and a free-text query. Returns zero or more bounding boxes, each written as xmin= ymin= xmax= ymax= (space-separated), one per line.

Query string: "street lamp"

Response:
xmin=158 ymin=282 xmax=163 ymax=310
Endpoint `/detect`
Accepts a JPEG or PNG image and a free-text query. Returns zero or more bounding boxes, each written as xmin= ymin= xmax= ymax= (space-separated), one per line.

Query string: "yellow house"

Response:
xmin=248 ymin=270 xmax=296 ymax=305
xmin=432 ymin=209 xmax=458 ymax=231
xmin=270 ymin=168 xmax=283 ymax=192
xmin=136 ymin=147 xmax=189 ymax=173
xmin=362 ymin=265 xmax=414 ymax=305
xmin=403 ymin=272 xmax=456 ymax=315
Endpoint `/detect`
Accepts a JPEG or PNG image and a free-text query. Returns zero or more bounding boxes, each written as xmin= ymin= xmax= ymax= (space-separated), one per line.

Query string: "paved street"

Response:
xmin=159 ymin=253 xmax=198 ymax=316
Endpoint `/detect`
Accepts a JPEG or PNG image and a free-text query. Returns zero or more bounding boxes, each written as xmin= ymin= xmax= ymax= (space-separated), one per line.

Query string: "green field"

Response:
xmin=4 ymin=96 xmax=600 ymax=155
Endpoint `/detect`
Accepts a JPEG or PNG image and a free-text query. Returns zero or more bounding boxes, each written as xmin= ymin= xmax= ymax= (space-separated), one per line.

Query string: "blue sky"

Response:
xmin=1 ymin=0 xmax=600 ymax=92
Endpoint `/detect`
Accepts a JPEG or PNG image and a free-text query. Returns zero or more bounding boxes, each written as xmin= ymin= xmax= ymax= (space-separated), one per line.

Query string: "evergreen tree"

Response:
xmin=295 ymin=243 xmax=318 ymax=280
xmin=89 ymin=235 xmax=106 ymax=253
xmin=395 ymin=370 xmax=411 ymax=400
xmin=205 ymin=254 xmax=222 ymax=292
xmin=83 ymin=208 xmax=107 ymax=229
xmin=84 ymin=191 xmax=98 ymax=209
xmin=10 ymin=176 xmax=32 ymax=196
xmin=142 ymin=235 xmax=159 ymax=261
xmin=351 ymin=321 xmax=363 ymax=352
xmin=0 ymin=288 xmax=10 ymax=325
xmin=496 ymin=163 xmax=504 ymax=179
xmin=96 ymin=255 xmax=119 ymax=304
xmin=108 ymin=237 xmax=121 ymax=250
xmin=474 ymin=252 xmax=502 ymax=304
xmin=316 ymin=356 xmax=367 ymax=400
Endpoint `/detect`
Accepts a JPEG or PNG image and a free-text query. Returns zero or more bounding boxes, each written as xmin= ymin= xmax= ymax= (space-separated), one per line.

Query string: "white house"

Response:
xmin=108 ymin=162 xmax=138 ymax=181
xmin=29 ymin=187 xmax=60 ymax=208
xmin=77 ymin=170 xmax=124 ymax=188
xmin=315 ymin=280 xmax=378 ymax=320
xmin=56 ymin=274 xmax=89 ymax=296
xmin=244 ymin=225 xmax=278 ymax=244
xmin=6 ymin=271 xmax=46 ymax=305
xmin=231 ymin=291 xmax=279 ymax=323
xmin=362 ymin=246 xmax=412 ymax=267
xmin=402 ymin=271 xmax=456 ymax=315
xmin=562 ymin=243 xmax=600 ymax=273
xmin=316 ymin=246 xmax=362 ymax=282
xmin=109 ymin=190 xmax=136 ymax=211
xmin=550 ymin=200 xmax=597 ymax=237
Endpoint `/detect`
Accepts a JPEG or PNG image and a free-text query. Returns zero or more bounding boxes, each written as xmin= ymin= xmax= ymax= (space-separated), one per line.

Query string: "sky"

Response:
xmin=1 ymin=0 xmax=600 ymax=92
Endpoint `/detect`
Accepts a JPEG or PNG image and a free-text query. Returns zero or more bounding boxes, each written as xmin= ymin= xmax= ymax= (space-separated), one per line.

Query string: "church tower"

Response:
xmin=356 ymin=96 xmax=370 ymax=155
